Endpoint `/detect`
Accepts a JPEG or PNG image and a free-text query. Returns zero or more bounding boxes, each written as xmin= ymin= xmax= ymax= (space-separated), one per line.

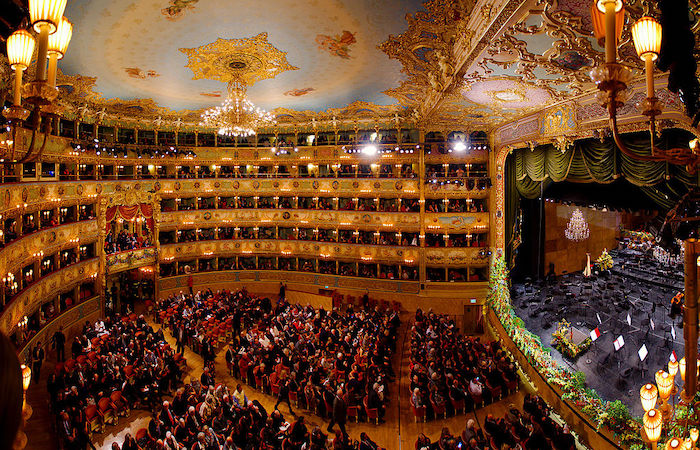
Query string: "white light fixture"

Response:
xmin=46 ymin=16 xmax=72 ymax=87
xmin=453 ymin=141 xmax=467 ymax=152
xmin=362 ymin=144 xmax=378 ymax=156
xmin=564 ymin=208 xmax=590 ymax=242
xmin=200 ymin=79 xmax=276 ymax=137
xmin=6 ymin=30 xmax=36 ymax=106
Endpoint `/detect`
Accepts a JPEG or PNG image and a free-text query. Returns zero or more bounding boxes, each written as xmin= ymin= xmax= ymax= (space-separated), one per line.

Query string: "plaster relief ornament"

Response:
xmin=179 ymin=33 xmax=298 ymax=87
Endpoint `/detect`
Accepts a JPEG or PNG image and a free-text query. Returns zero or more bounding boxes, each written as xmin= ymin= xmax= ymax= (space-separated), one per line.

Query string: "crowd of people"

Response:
xmin=157 ymin=288 xmax=400 ymax=429
xmin=105 ymin=229 xmax=153 ymax=254
xmin=414 ymin=394 xmax=575 ymax=450
xmin=47 ymin=314 xmax=185 ymax=450
xmin=409 ymin=309 xmax=518 ymax=421
xmin=111 ymin=379 xmax=387 ymax=450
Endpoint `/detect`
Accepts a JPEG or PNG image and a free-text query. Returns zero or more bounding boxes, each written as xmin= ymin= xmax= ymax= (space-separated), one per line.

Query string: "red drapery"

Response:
xmin=105 ymin=203 xmax=154 ymax=234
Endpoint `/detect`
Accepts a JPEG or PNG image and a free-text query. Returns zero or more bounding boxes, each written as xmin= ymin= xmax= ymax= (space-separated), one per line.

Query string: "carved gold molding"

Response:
xmin=160 ymin=210 xmax=422 ymax=233
xmin=159 ymin=239 xmax=484 ymax=268
xmin=0 ymin=221 xmax=98 ymax=278
xmin=0 ymin=258 xmax=99 ymax=335
xmin=159 ymin=271 xmax=422 ymax=295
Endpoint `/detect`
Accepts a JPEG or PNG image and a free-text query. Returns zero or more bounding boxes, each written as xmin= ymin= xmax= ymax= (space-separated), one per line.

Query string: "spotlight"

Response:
xmin=363 ymin=144 xmax=378 ymax=155
xmin=453 ymin=142 xmax=467 ymax=152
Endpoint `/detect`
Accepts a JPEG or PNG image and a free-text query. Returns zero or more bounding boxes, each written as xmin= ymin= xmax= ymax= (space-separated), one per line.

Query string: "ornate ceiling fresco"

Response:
xmin=47 ymin=0 xmax=424 ymax=127
xmin=6 ymin=0 xmax=699 ymax=132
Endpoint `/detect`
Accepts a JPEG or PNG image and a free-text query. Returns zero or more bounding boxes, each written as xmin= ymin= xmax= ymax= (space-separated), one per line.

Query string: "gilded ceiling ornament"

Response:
xmin=179 ymin=33 xmax=299 ymax=86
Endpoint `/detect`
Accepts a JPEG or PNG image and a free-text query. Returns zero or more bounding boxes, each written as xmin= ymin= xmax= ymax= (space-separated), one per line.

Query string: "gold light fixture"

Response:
xmin=644 ymin=409 xmax=663 ymax=449
xmin=6 ymin=30 xmax=36 ymax=108
xmin=200 ymin=79 xmax=276 ymax=137
xmin=590 ymin=1 xmax=700 ymax=173
xmin=29 ymin=0 xmax=67 ymax=82
xmin=21 ymin=364 xmax=31 ymax=392
xmin=2 ymin=0 xmax=73 ymax=164
xmin=681 ymin=357 xmax=687 ymax=381
xmin=47 ymin=17 xmax=73 ymax=87
xmin=590 ymin=1 xmax=624 ymax=49
xmin=640 ymin=383 xmax=658 ymax=412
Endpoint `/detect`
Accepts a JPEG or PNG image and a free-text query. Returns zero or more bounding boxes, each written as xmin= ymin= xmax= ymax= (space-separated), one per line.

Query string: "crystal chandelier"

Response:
xmin=564 ymin=208 xmax=590 ymax=241
xmin=200 ymin=78 xmax=275 ymax=137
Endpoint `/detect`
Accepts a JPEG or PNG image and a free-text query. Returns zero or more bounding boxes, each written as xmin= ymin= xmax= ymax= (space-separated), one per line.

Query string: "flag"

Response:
xmin=670 ymin=351 xmax=677 ymax=363
xmin=614 ymin=335 xmax=625 ymax=351
xmin=596 ymin=313 xmax=602 ymax=324
xmin=639 ymin=345 xmax=648 ymax=362
xmin=626 ymin=314 xmax=631 ymax=326
xmin=650 ymin=318 xmax=655 ymax=330
xmin=671 ymin=326 xmax=676 ymax=341
xmin=590 ymin=327 xmax=601 ymax=342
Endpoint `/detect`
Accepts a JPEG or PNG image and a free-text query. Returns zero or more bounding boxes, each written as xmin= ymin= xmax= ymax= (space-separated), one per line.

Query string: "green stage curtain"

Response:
xmin=512 ymin=131 xmax=698 ymax=208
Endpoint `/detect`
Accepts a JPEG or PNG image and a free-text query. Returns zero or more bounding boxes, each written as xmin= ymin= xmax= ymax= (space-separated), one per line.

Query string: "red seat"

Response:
xmin=110 ymin=390 xmax=130 ymax=417
xmin=450 ymin=396 xmax=465 ymax=415
xmin=410 ymin=396 xmax=426 ymax=423
xmin=135 ymin=427 xmax=149 ymax=446
xmin=470 ymin=391 xmax=483 ymax=409
xmin=85 ymin=404 xmax=102 ymax=434
xmin=87 ymin=351 xmax=98 ymax=362
xmin=124 ymin=365 xmax=134 ymax=378
xmin=347 ymin=405 xmax=360 ymax=423
xmin=506 ymin=378 xmax=518 ymax=394
xmin=76 ymin=355 xmax=87 ymax=365
xmin=363 ymin=396 xmax=379 ymax=424
xmin=64 ymin=359 xmax=75 ymax=371
xmin=289 ymin=390 xmax=299 ymax=408
xmin=97 ymin=397 xmax=117 ymax=426
xmin=486 ymin=382 xmax=502 ymax=402
xmin=431 ymin=397 xmax=446 ymax=419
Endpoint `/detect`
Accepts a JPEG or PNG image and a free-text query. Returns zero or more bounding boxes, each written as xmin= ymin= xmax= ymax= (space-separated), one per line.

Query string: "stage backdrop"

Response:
xmin=544 ymin=203 xmax=652 ymax=275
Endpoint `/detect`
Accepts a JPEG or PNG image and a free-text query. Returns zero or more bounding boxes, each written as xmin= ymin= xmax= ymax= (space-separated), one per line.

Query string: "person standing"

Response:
xmin=275 ymin=372 xmax=295 ymax=416
xmin=327 ymin=388 xmax=347 ymax=437
xmin=32 ymin=341 xmax=45 ymax=382
xmin=51 ymin=326 xmax=66 ymax=362
xmin=175 ymin=324 xmax=185 ymax=355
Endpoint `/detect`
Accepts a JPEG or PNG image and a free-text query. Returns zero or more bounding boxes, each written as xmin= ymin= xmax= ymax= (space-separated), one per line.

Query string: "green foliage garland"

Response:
xmin=487 ymin=256 xmax=641 ymax=448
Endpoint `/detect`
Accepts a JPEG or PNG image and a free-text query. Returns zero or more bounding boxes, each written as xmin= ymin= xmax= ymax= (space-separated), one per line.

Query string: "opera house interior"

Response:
xmin=4 ymin=0 xmax=700 ymax=449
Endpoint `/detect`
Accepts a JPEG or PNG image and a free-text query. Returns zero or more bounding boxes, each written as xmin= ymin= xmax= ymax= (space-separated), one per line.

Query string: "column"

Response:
xmin=683 ymin=239 xmax=699 ymax=402
xmin=418 ymin=129 xmax=426 ymax=284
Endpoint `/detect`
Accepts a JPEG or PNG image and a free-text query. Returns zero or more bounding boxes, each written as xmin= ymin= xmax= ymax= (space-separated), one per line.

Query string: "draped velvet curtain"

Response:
xmin=505 ymin=130 xmax=698 ymax=261
xmin=105 ymin=203 xmax=154 ymax=233
xmin=513 ymin=131 xmax=697 ymax=210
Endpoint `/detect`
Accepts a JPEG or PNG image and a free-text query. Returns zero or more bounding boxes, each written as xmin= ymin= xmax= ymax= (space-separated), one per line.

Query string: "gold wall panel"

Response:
xmin=105 ymin=248 xmax=157 ymax=273
xmin=159 ymin=271 xmax=421 ymax=295
xmin=160 ymin=209 xmax=421 ymax=232
xmin=424 ymin=212 xmax=489 ymax=233
xmin=424 ymin=247 xmax=490 ymax=268
xmin=0 ymin=221 xmax=98 ymax=277
xmin=17 ymin=296 xmax=100 ymax=362
xmin=0 ymin=258 xmax=100 ymax=335
xmin=160 ymin=240 xmax=423 ymax=265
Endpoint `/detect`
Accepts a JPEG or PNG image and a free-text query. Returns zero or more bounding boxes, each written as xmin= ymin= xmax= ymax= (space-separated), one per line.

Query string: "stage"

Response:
xmin=512 ymin=247 xmax=689 ymax=416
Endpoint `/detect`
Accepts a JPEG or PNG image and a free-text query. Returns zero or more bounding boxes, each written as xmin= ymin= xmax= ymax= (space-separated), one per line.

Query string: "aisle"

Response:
xmin=27 ymin=309 xmax=546 ymax=450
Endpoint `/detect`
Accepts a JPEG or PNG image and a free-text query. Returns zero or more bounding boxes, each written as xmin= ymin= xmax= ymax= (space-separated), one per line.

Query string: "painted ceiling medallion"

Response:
xmin=462 ymin=78 xmax=552 ymax=110
xmin=492 ymin=90 xmax=525 ymax=102
xmin=179 ymin=32 xmax=298 ymax=86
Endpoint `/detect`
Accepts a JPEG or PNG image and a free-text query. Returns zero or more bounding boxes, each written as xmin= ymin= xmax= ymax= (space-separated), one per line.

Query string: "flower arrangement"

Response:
xmin=487 ymin=256 xmax=642 ymax=448
xmin=551 ymin=319 xmax=591 ymax=359
xmin=596 ymin=249 xmax=613 ymax=271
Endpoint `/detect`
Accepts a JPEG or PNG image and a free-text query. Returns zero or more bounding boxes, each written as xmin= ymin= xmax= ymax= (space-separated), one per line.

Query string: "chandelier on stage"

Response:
xmin=200 ymin=78 xmax=276 ymax=137
xmin=565 ymin=208 xmax=590 ymax=241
